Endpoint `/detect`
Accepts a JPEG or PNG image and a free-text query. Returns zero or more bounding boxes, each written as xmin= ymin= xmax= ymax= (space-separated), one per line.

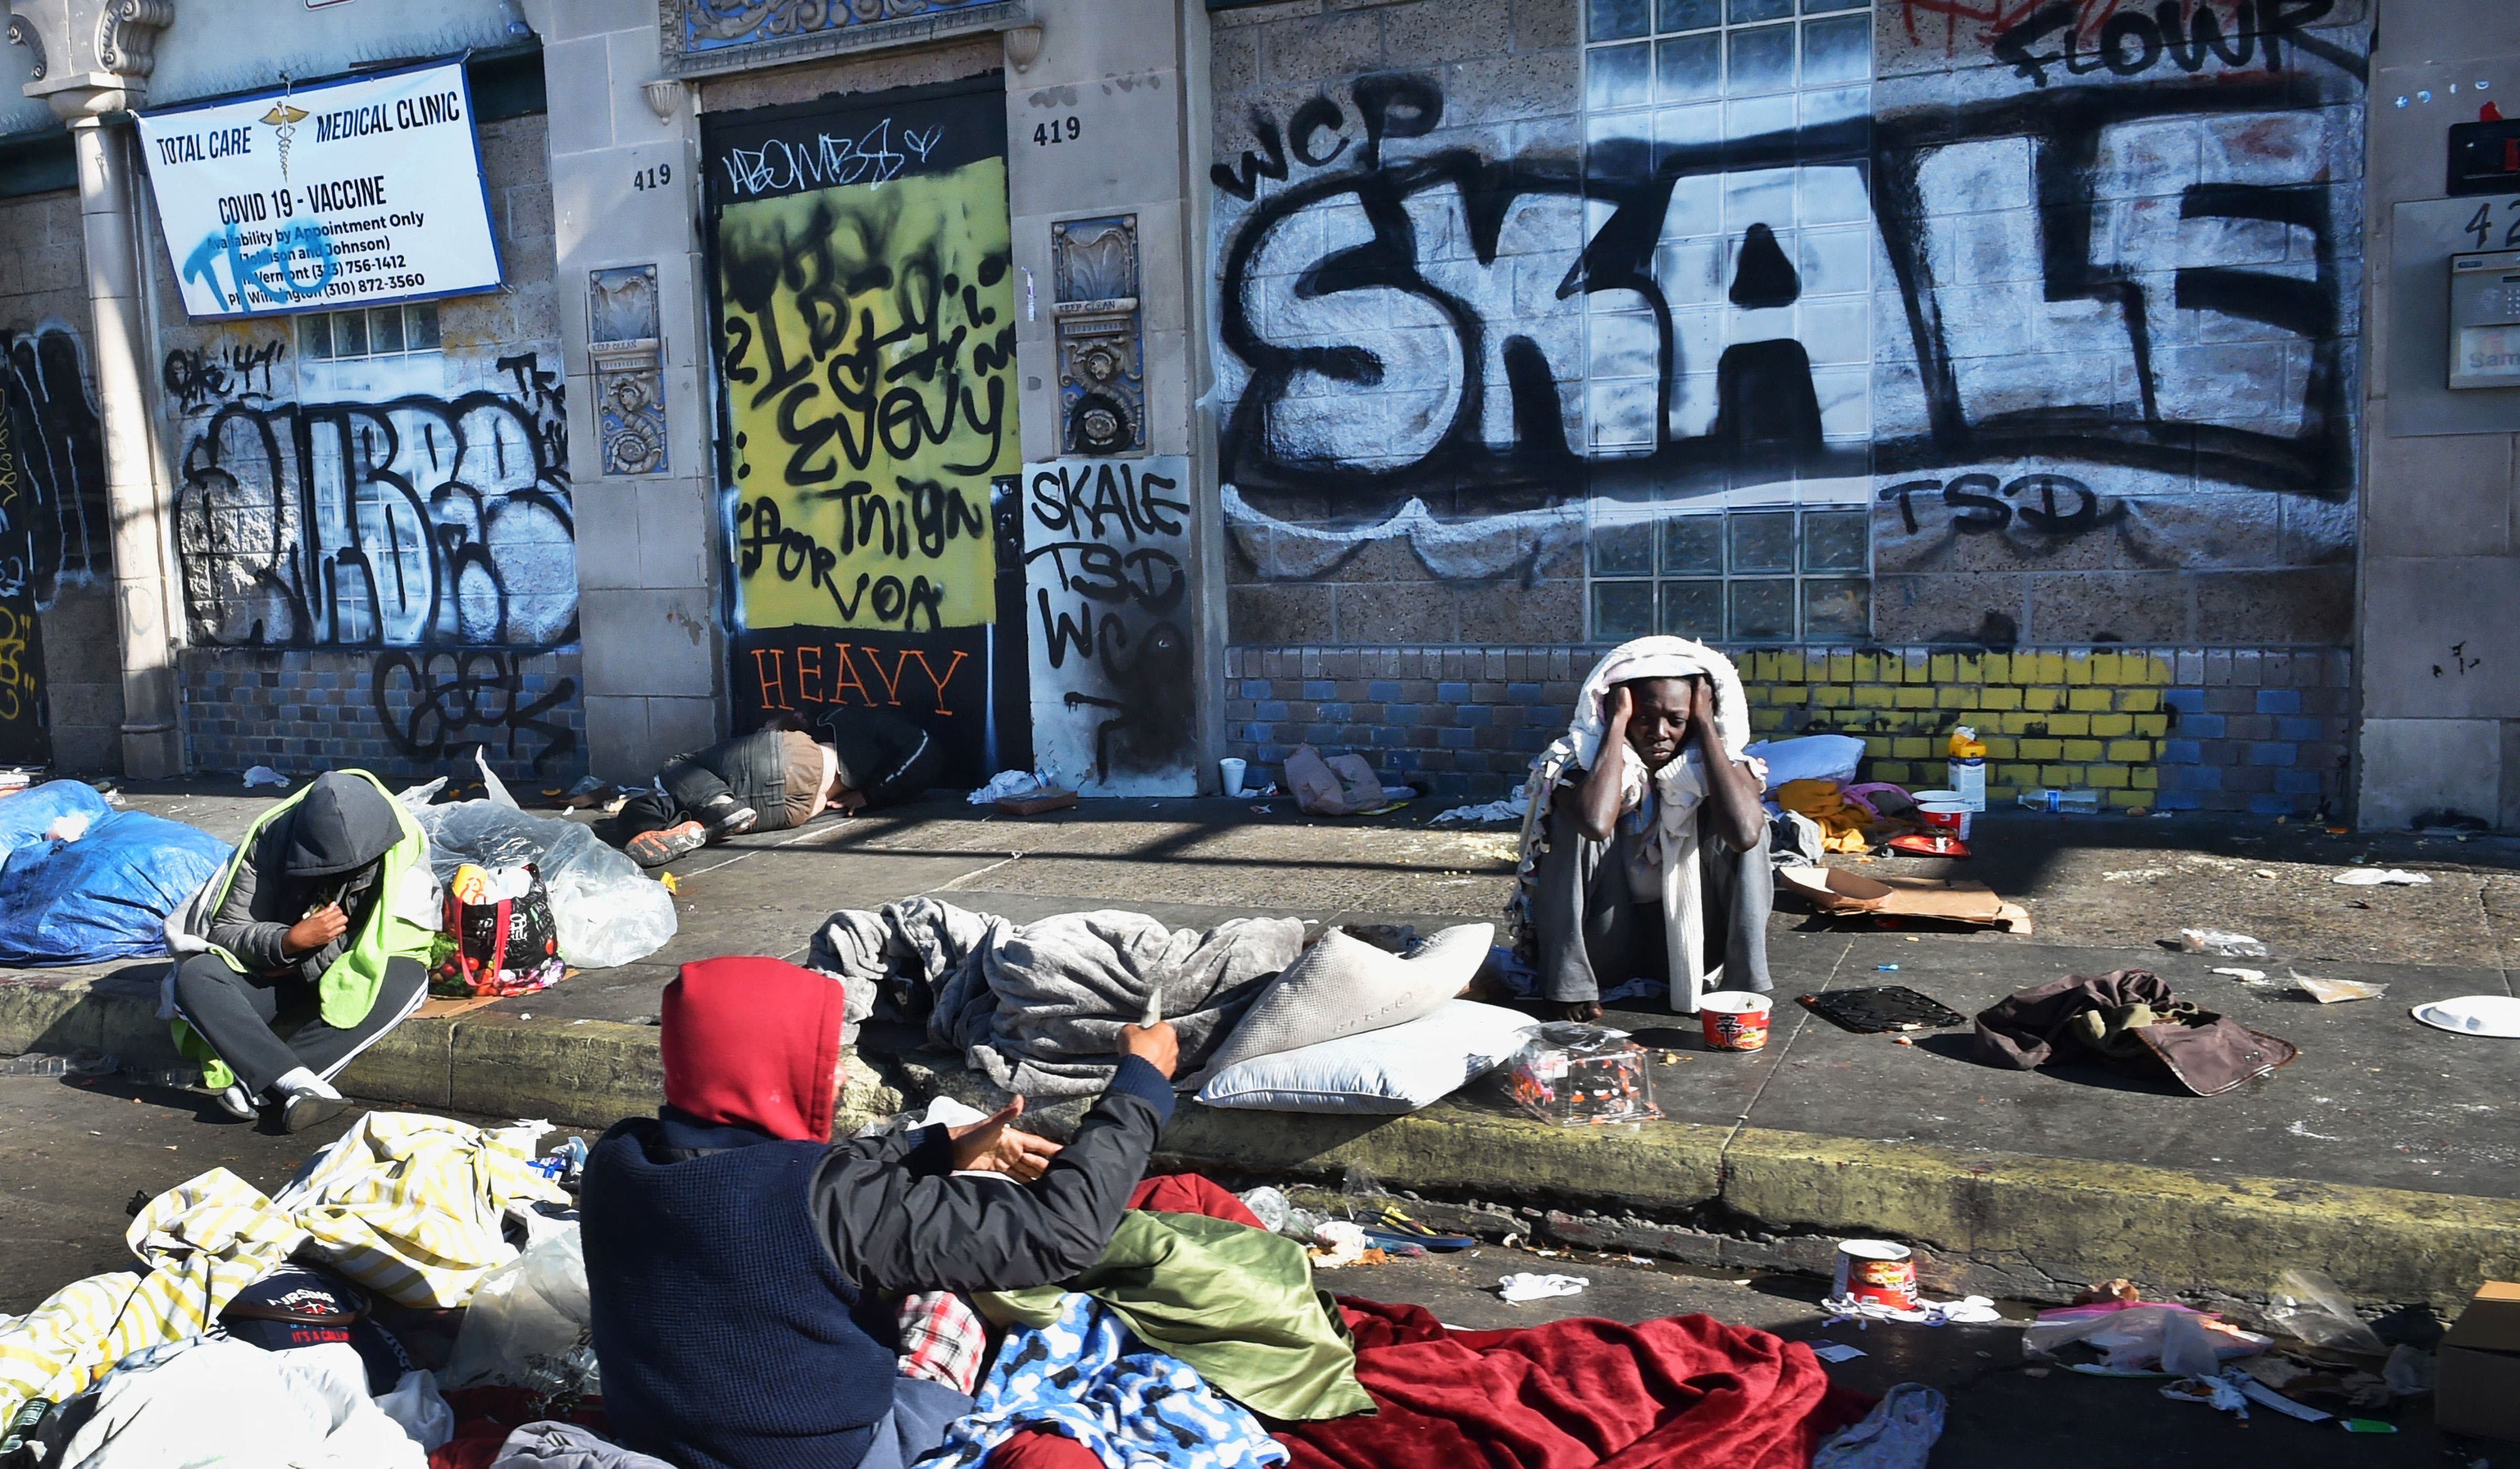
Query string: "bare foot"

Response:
xmin=1549 ymin=999 xmax=1604 ymax=1022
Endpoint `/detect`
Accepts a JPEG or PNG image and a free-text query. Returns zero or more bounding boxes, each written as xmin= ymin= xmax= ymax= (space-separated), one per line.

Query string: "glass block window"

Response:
xmin=1589 ymin=507 xmax=1871 ymax=642
xmin=301 ymin=303 xmax=441 ymax=362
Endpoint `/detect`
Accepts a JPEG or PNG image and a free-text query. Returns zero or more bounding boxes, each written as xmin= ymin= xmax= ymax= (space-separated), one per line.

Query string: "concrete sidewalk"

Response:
xmin=5 ymin=783 xmax=2516 ymax=1314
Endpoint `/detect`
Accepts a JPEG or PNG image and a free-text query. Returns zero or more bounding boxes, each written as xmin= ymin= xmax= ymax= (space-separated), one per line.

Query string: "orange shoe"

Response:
xmin=627 ymin=820 xmax=707 ymax=868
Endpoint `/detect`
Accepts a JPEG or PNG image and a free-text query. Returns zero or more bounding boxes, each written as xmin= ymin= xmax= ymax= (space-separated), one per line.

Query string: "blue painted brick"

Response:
xmin=1302 ymin=680 xmax=1337 ymax=700
xmin=1438 ymin=727 xmax=1475 ymax=749
xmin=2249 ymin=793 xmax=2296 ymax=816
xmin=1456 ymin=705 xmax=1493 ymax=726
xmin=1242 ymin=722 xmax=1272 ymax=742
xmin=2254 ymin=689 xmax=2302 ymax=715
xmin=1303 ymin=723 xmax=1337 ymax=744
xmin=1240 ymin=680 xmax=1270 ymax=699
xmin=1368 ymin=681 xmax=1405 ymax=702
xmin=2160 ymin=739 xmax=2202 ymax=764
xmin=2162 ymin=688 xmax=2206 ymax=714
xmin=2172 ymin=766 xmax=2223 ymax=791
xmin=1511 ymin=727 xmax=1551 ymax=751
xmin=1507 ymin=682 xmax=1546 ymax=704
xmin=1254 ymin=701 xmax=1289 ymax=721
xmin=2180 ymin=713 xmax=2226 ymax=739
xmin=1373 ymin=725 xmax=1408 ymax=746
xmin=2249 ymin=742 xmax=2297 ymax=767
xmin=1318 ymin=702 xmax=1352 ymax=721
xmin=2155 ymin=792 xmax=2204 ymax=811
xmin=2276 ymin=716 xmax=2322 ymax=742
xmin=2276 ymin=769 xmax=2323 ymax=795
xmin=1437 ymin=682 xmax=1472 ymax=703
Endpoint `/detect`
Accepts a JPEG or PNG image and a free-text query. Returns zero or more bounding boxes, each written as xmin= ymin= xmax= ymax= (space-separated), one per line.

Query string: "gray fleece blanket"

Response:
xmin=807 ymin=896 xmax=1305 ymax=1096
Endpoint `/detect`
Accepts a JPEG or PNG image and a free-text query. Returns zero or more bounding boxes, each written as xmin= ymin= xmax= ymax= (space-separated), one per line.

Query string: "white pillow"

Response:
xmin=1742 ymin=734 xmax=1866 ymax=791
xmin=1195 ymin=1000 xmax=1539 ymax=1114
xmin=1201 ymin=922 xmax=1494 ymax=1075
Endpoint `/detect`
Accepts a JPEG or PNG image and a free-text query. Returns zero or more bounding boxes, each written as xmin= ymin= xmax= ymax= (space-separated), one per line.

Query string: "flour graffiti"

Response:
xmin=1983 ymin=0 xmax=2365 ymax=87
xmin=1024 ymin=458 xmax=1196 ymax=795
xmin=170 ymin=352 xmax=575 ymax=649
xmin=372 ymin=648 xmax=578 ymax=775
xmin=0 ymin=326 xmax=107 ymax=607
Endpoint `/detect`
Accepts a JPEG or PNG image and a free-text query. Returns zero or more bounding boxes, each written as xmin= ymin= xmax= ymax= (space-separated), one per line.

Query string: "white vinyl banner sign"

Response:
xmin=136 ymin=60 xmax=501 ymax=319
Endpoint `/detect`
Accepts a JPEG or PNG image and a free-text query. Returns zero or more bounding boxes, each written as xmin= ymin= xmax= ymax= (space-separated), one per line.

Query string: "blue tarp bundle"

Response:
xmin=0 ymin=781 xmax=232 ymax=966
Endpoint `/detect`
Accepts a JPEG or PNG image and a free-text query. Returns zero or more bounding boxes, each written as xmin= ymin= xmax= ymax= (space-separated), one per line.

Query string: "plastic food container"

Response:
xmin=1698 ymin=990 xmax=1772 ymax=1051
xmin=1507 ymin=1023 xmax=1660 ymax=1126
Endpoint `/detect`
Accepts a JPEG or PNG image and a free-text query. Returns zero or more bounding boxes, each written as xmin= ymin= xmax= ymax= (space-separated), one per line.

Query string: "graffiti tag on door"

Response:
xmin=1024 ymin=457 xmax=1197 ymax=795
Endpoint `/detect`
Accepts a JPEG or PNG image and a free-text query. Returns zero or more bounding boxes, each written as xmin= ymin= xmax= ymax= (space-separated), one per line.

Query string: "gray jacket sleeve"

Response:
xmin=203 ymin=838 xmax=295 ymax=973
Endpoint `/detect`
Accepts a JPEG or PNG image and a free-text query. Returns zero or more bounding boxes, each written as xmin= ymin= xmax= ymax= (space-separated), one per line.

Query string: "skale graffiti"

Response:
xmin=372 ymin=648 xmax=579 ymax=775
xmin=1024 ymin=459 xmax=1196 ymax=795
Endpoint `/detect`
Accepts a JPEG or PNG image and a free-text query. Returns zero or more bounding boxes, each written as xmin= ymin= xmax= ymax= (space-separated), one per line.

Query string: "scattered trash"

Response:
xmin=0 ymin=1054 xmax=68 ymax=1076
xmin=1809 ymin=1340 xmax=1868 ymax=1363
xmin=1238 ymin=1186 xmax=1291 ymax=1235
xmin=1310 ymin=1220 xmax=1371 ymax=1270
xmin=40 ymin=813 xmax=90 ymax=843
xmin=2382 ymin=1343 xmax=2435 ymax=1398
xmin=1698 ymin=991 xmax=1772 ymax=1052
xmin=1497 ymin=1272 xmax=1589 ymax=1304
xmin=968 ymin=768 xmax=1058 ymax=805
xmin=2210 ymin=967 xmax=2270 ymax=984
xmin=1823 ymin=1293 xmax=2003 ymax=1327
xmin=2333 ymin=869 xmax=2431 ymax=886
xmin=1834 ymin=1240 xmax=1919 ymax=1312
xmin=2411 ymin=996 xmax=2520 ymax=1038
xmin=1812 ymin=1383 xmax=1945 ymax=1469
xmin=1799 ymin=987 xmax=1967 ymax=1034
xmin=1431 ymin=795 xmax=1530 ymax=825
xmin=2025 ymin=1302 xmax=2270 ymax=1372
xmin=2177 ymin=928 xmax=2270 ymax=958
xmin=1508 ymin=1023 xmax=1660 ymax=1126
xmin=241 ymin=765 xmax=289 ymax=788
xmin=2290 ymin=969 xmax=2385 ymax=1004
xmin=2018 ymin=788 xmax=2101 ymax=814
xmin=2340 ymin=1418 xmax=2398 ymax=1433
xmin=1777 ymin=866 xmax=2031 ymax=933
xmin=2161 ymin=1371 xmax=2253 ymax=1420
xmin=443 ymin=1218 xmax=598 ymax=1397
xmin=2264 ymin=1270 xmax=2388 ymax=1355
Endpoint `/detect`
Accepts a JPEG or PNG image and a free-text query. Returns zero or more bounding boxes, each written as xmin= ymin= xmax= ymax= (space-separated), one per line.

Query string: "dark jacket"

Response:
xmin=203 ymin=772 xmax=404 ymax=981
xmin=581 ymin=1059 xmax=1174 ymax=1469
xmin=817 ymin=709 xmax=938 ymax=811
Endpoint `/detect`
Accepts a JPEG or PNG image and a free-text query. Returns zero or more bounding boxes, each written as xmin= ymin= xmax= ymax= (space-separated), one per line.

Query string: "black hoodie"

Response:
xmin=206 ymin=773 xmax=406 ymax=980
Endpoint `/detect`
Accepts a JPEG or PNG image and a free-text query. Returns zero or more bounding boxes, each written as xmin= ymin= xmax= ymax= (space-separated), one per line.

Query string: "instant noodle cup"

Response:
xmin=1698 ymin=990 xmax=1772 ymax=1051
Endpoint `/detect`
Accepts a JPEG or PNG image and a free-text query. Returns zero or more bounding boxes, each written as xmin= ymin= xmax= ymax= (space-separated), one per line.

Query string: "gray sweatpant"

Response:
xmin=1528 ymin=786 xmax=1773 ymax=1007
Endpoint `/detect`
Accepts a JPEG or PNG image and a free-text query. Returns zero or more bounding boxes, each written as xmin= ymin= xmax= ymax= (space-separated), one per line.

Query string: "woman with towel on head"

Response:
xmin=1514 ymin=637 xmax=1773 ymax=1021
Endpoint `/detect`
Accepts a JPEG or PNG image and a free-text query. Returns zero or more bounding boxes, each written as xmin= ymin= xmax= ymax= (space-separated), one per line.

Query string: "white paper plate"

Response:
xmin=2410 ymin=996 xmax=2520 ymax=1038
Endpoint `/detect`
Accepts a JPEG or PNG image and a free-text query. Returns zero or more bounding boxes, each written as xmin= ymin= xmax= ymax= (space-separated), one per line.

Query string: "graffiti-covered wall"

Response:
xmin=1211 ymin=0 xmax=2366 ymax=811
xmin=155 ymin=113 xmax=583 ymax=781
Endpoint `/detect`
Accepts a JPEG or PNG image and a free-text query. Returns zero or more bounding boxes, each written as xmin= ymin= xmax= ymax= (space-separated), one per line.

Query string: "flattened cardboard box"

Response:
xmin=2439 ymin=1281 xmax=2520 ymax=1442
xmin=1777 ymin=865 xmax=2033 ymax=934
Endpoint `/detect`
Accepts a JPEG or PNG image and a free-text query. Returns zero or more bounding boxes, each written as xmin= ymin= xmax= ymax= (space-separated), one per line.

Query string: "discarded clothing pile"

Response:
xmin=31 ymin=1336 xmax=426 ymax=1468
xmin=0 ymin=1113 xmax=566 ymax=1425
xmin=1973 ymin=969 xmax=2298 ymax=1096
xmin=809 ymin=896 xmax=1305 ymax=1094
xmin=1276 ymin=1298 xmax=1872 ymax=1469
xmin=0 ymin=779 xmax=229 ymax=966
xmin=1774 ymin=780 xmax=1880 ymax=854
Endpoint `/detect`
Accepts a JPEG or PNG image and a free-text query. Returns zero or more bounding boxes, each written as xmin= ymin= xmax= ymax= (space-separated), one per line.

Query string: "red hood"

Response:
xmin=660 ymin=956 xmax=845 ymax=1142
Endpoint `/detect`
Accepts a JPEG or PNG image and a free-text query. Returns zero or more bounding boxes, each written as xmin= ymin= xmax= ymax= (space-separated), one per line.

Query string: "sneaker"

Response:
xmin=214 ymin=1083 xmax=257 ymax=1121
xmin=278 ymin=1088 xmax=350 ymax=1134
xmin=698 ymin=797 xmax=759 ymax=837
xmin=626 ymin=820 xmax=708 ymax=867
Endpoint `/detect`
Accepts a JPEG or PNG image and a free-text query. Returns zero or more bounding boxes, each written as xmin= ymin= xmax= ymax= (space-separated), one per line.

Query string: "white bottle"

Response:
xmin=2018 ymin=789 xmax=2101 ymax=813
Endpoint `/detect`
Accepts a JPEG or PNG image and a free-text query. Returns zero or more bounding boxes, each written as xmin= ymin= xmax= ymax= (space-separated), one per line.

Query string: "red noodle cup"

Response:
xmin=1832 ymin=1239 xmax=1919 ymax=1311
xmin=1918 ymin=800 xmax=1973 ymax=839
xmin=1698 ymin=990 xmax=1771 ymax=1052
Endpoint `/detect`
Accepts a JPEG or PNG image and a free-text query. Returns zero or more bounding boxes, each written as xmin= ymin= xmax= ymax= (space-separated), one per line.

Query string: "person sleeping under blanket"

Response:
xmin=580 ymin=955 xmax=1182 ymax=1469
xmin=1515 ymin=636 xmax=1776 ymax=1021
xmin=615 ymin=706 xmax=944 ymax=867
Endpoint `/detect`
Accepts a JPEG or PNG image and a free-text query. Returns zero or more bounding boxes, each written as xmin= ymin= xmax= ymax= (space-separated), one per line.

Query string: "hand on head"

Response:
xmin=1118 ymin=1018 xmax=1180 ymax=1079
xmin=1618 ymin=676 xmax=1706 ymax=772
xmin=949 ymin=1095 xmax=1063 ymax=1180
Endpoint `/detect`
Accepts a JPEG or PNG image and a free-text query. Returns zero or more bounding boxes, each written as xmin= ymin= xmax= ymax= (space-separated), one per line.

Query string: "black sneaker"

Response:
xmin=699 ymin=797 xmax=759 ymax=837
xmin=626 ymin=820 xmax=708 ymax=867
xmin=279 ymin=1089 xmax=351 ymax=1134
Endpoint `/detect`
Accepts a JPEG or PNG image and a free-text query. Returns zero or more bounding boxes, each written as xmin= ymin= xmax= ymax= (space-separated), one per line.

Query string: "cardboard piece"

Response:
xmin=998 ymin=789 xmax=1079 ymax=816
xmin=2439 ymin=1281 xmax=2520 ymax=1442
xmin=417 ymin=993 xmax=507 ymax=1020
xmin=1777 ymin=864 xmax=2033 ymax=934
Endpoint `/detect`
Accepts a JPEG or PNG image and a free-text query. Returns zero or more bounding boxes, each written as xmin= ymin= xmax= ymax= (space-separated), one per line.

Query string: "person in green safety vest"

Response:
xmin=164 ymin=770 xmax=439 ymax=1132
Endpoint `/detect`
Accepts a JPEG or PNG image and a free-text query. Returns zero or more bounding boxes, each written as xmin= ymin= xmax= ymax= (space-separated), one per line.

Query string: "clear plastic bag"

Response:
xmin=2177 ymin=929 xmax=2270 ymax=958
xmin=2264 ymin=1269 xmax=2387 ymax=1355
xmin=443 ymin=1220 xmax=599 ymax=1396
xmin=412 ymin=799 xmax=676 ymax=969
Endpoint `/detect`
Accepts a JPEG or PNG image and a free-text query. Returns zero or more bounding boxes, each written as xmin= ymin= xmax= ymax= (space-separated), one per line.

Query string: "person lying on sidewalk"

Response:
xmin=164 ymin=770 xmax=438 ymax=1132
xmin=581 ymin=956 xmax=1180 ymax=1469
xmin=615 ymin=706 xmax=943 ymax=866
xmin=1516 ymin=636 xmax=1774 ymax=1021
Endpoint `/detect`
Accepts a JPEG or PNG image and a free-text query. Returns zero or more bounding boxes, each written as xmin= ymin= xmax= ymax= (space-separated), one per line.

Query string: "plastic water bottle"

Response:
xmin=2018 ymin=789 xmax=2101 ymax=813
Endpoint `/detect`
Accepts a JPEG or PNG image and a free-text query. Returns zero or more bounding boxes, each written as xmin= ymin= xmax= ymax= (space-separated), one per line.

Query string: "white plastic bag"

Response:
xmin=375 ymin=1368 xmax=455 ymax=1451
xmin=413 ymin=799 xmax=676 ymax=969
xmin=442 ymin=1219 xmax=600 ymax=1396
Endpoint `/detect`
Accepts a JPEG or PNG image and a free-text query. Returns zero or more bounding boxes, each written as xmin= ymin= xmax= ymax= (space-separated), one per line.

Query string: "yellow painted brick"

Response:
xmin=1903 ymin=653 xmax=1930 ymax=683
xmin=2088 ymin=764 xmax=2130 ymax=788
xmin=2067 ymin=687 xmax=2113 ymax=712
xmin=2021 ymin=688 xmax=2060 ymax=713
xmin=2137 ymin=654 xmax=2171 ymax=685
xmin=1894 ymin=687 xmax=1936 ymax=709
xmin=1936 ymin=686 xmax=1976 ymax=709
xmin=2019 ymin=738 xmax=2064 ymax=761
xmin=2116 ymin=688 xmax=2160 ymax=713
xmin=2033 ymin=653 xmax=2066 ymax=684
xmin=1954 ymin=654 xmax=1983 ymax=682
xmin=1930 ymin=653 xmax=1957 ymax=683
xmin=2064 ymin=652 xmax=2093 ymax=686
xmin=1977 ymin=686 xmax=2022 ymax=711
xmin=2106 ymin=738 xmax=2152 ymax=762
xmin=1777 ymin=652 xmax=1806 ymax=681
xmin=1752 ymin=708 xmax=1790 ymax=732
xmin=1983 ymin=653 xmax=2011 ymax=683
xmin=1828 ymin=654 xmax=1855 ymax=682
xmin=2134 ymin=714 xmax=2169 ymax=737
xmin=2041 ymin=765 xmax=2084 ymax=786
xmin=2132 ymin=765 xmax=2159 ymax=790
xmin=1812 ymin=684 xmax=1852 ymax=708
xmin=1893 ymin=736 xmax=1933 ymax=759
xmin=1980 ymin=735 xmax=2018 ymax=759
xmin=2089 ymin=713 xmax=2135 ymax=737
xmin=1871 ymin=762 xmax=1913 ymax=785
xmin=1994 ymin=763 xmax=2043 ymax=789
xmin=1749 ymin=652 xmax=1776 ymax=682
xmin=1852 ymin=684 xmax=1895 ymax=708
xmin=2109 ymin=789 xmax=2150 ymax=809
xmin=2046 ymin=713 xmax=2092 ymax=736
xmin=1862 ymin=736 xmax=1894 ymax=758
xmin=1853 ymin=652 xmax=1880 ymax=682
xmin=2090 ymin=652 xmax=2124 ymax=683
xmin=2061 ymin=738 xmax=2104 ymax=762
xmin=1998 ymin=711 xmax=2040 ymax=734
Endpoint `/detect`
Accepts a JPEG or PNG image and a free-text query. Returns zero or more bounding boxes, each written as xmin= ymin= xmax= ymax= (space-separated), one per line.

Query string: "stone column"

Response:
xmin=17 ymin=0 xmax=184 ymax=776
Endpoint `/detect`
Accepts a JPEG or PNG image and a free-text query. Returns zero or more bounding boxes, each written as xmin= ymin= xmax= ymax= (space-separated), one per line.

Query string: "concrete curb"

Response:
xmin=8 ymin=975 xmax=2513 ymax=1312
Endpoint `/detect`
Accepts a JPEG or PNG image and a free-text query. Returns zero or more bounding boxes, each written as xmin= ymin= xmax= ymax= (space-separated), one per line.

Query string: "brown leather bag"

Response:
xmin=2133 ymin=1010 xmax=2298 ymax=1096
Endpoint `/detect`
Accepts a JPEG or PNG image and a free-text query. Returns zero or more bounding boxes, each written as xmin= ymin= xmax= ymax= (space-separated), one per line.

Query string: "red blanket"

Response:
xmin=1278 ymin=1298 xmax=1870 ymax=1469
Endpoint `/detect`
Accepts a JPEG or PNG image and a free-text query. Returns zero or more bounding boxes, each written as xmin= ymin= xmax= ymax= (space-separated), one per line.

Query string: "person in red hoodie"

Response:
xmin=581 ymin=957 xmax=1163 ymax=1469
